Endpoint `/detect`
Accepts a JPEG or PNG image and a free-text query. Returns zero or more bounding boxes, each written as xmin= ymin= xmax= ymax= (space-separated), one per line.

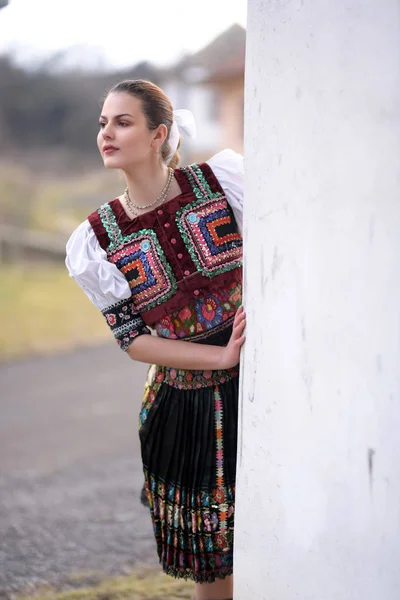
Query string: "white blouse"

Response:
xmin=66 ymin=148 xmax=244 ymax=311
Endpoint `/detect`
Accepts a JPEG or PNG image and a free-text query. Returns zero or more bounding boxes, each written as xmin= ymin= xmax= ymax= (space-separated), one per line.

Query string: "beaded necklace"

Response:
xmin=123 ymin=168 xmax=174 ymax=216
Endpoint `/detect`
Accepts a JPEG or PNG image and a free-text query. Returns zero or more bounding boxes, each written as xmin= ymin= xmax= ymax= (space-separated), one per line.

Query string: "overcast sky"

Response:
xmin=0 ymin=0 xmax=247 ymax=69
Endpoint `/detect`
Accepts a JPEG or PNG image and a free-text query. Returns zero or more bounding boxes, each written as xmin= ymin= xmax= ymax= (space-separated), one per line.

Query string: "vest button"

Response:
xmin=177 ymin=253 xmax=183 ymax=259
xmin=157 ymin=209 xmax=163 ymax=215
xmin=184 ymin=270 xmax=190 ymax=276
xmin=194 ymin=290 xmax=200 ymax=296
xmin=171 ymin=238 xmax=176 ymax=244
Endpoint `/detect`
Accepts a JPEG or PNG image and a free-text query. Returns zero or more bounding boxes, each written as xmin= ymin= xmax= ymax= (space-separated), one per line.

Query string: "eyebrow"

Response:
xmin=99 ymin=113 xmax=135 ymax=120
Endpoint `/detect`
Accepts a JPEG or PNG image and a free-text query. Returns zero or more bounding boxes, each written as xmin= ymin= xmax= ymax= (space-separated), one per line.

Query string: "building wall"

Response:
xmin=235 ymin=1 xmax=400 ymax=598
xmin=187 ymin=84 xmax=222 ymax=159
xmin=217 ymin=75 xmax=244 ymax=154
xmin=162 ymin=78 xmax=221 ymax=163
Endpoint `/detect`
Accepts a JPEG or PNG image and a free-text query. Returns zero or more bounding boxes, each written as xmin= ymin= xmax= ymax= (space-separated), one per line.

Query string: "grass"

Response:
xmin=16 ymin=567 xmax=193 ymax=600
xmin=0 ymin=264 xmax=111 ymax=360
xmin=0 ymin=158 xmax=124 ymax=361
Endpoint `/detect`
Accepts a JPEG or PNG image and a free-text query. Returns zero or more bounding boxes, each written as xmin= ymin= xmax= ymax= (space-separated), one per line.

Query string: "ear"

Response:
xmin=151 ymin=123 xmax=168 ymax=152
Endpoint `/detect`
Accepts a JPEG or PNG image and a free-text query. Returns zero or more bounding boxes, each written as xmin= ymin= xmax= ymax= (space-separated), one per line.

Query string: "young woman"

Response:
xmin=66 ymin=79 xmax=245 ymax=600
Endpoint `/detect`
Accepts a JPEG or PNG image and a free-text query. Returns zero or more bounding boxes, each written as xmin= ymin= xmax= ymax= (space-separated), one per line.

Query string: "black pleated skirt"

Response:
xmin=138 ymin=363 xmax=239 ymax=583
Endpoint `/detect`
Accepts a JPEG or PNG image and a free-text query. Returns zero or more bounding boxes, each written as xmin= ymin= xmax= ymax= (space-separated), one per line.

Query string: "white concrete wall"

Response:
xmin=235 ymin=1 xmax=400 ymax=599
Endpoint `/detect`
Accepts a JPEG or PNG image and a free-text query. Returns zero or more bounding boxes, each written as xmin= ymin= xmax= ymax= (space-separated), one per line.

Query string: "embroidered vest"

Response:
xmin=88 ymin=162 xmax=243 ymax=326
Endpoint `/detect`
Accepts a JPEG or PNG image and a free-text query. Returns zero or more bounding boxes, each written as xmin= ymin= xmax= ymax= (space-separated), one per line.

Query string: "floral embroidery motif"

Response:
xmin=139 ymin=363 xmax=238 ymax=426
xmin=101 ymin=297 xmax=151 ymax=351
xmin=138 ymin=361 xmax=239 ymax=579
xmin=105 ymin=313 xmax=117 ymax=326
xmin=145 ymin=471 xmax=235 ymax=582
xmin=154 ymin=281 xmax=242 ymax=341
xmin=196 ymin=295 xmax=224 ymax=328
xmin=176 ymin=165 xmax=242 ymax=278
xmin=155 ymin=363 xmax=239 ymax=391
xmin=141 ymin=381 xmax=236 ymax=582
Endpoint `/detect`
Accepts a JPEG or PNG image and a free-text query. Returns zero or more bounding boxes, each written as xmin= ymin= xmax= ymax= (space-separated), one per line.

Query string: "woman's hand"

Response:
xmin=218 ymin=306 xmax=246 ymax=370
xmin=128 ymin=305 xmax=246 ymax=371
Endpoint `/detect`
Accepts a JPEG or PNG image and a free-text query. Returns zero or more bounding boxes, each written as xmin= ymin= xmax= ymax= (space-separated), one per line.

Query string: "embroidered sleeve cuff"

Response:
xmin=101 ymin=298 xmax=151 ymax=351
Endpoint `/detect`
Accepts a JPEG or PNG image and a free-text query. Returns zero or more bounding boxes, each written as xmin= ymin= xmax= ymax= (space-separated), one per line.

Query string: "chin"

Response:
xmin=103 ymin=156 xmax=122 ymax=170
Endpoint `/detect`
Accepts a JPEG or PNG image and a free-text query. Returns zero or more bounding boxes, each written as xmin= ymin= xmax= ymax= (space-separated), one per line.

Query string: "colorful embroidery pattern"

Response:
xmin=139 ymin=364 xmax=163 ymax=428
xmin=98 ymin=202 xmax=124 ymax=249
xmin=98 ymin=204 xmax=177 ymax=313
xmin=138 ymin=352 xmax=239 ymax=582
xmin=214 ymin=387 xmax=230 ymax=548
xmin=107 ymin=229 xmax=178 ymax=313
xmin=154 ymin=281 xmax=242 ymax=341
xmin=156 ymin=364 xmax=239 ymax=392
xmin=101 ymin=297 xmax=151 ymax=351
xmin=139 ymin=364 xmax=239 ymax=433
xmin=176 ymin=165 xmax=242 ymax=278
xmin=144 ymin=467 xmax=235 ymax=582
xmin=140 ymin=372 xmax=236 ymax=581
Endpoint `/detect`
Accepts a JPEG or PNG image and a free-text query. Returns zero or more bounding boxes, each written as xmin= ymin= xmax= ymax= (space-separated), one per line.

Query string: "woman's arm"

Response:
xmin=127 ymin=306 xmax=246 ymax=370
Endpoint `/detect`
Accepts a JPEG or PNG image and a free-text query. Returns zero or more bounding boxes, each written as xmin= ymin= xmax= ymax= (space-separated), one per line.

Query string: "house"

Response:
xmin=158 ymin=55 xmax=221 ymax=163
xmin=189 ymin=23 xmax=246 ymax=157
xmin=158 ymin=24 xmax=246 ymax=162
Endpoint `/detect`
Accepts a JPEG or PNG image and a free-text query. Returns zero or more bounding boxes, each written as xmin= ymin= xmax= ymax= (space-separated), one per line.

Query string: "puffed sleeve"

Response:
xmin=65 ymin=220 xmax=151 ymax=351
xmin=207 ymin=148 xmax=244 ymax=234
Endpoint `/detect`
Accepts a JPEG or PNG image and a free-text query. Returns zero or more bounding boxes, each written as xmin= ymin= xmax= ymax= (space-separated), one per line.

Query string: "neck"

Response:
xmin=124 ymin=158 xmax=169 ymax=207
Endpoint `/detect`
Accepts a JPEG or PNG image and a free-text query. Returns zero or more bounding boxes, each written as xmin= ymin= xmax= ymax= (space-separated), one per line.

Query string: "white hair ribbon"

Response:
xmin=166 ymin=109 xmax=197 ymax=163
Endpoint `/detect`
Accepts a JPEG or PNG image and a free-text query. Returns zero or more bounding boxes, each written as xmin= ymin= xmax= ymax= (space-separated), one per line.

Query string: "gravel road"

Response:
xmin=0 ymin=344 xmax=158 ymax=598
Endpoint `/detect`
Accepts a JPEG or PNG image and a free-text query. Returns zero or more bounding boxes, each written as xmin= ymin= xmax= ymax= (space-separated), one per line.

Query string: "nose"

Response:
xmin=101 ymin=122 xmax=114 ymax=140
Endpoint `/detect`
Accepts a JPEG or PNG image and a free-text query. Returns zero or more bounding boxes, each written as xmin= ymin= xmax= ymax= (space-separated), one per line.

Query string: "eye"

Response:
xmin=99 ymin=121 xmax=106 ymax=129
xmin=118 ymin=121 xmax=129 ymax=127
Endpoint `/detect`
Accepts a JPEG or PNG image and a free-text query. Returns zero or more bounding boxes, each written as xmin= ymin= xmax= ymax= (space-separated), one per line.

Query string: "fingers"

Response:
xmin=231 ymin=306 xmax=246 ymax=341
xmin=223 ymin=307 xmax=246 ymax=367
xmin=236 ymin=335 xmax=246 ymax=349
xmin=234 ymin=306 xmax=245 ymax=325
xmin=234 ymin=333 xmax=246 ymax=346
xmin=231 ymin=332 xmax=246 ymax=355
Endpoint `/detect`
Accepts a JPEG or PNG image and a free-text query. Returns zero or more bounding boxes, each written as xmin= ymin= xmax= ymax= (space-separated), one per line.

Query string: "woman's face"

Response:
xmin=97 ymin=92 xmax=162 ymax=170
